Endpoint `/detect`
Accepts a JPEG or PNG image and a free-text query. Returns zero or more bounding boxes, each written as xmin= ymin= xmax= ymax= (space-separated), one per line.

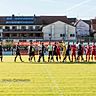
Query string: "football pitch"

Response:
xmin=0 ymin=56 xmax=96 ymax=96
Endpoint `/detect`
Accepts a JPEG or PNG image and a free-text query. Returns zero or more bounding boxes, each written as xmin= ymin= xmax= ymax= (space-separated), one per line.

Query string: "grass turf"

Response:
xmin=0 ymin=56 xmax=96 ymax=96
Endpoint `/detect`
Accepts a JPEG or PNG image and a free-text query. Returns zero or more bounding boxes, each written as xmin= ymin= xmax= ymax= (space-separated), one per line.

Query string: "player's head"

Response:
xmin=93 ymin=42 xmax=95 ymax=45
xmin=18 ymin=42 xmax=19 ymax=45
xmin=30 ymin=42 xmax=33 ymax=45
xmin=54 ymin=42 xmax=57 ymax=46
xmin=49 ymin=42 xmax=51 ymax=45
xmin=76 ymin=41 xmax=78 ymax=44
xmin=42 ymin=42 xmax=44 ymax=45
xmin=62 ymin=40 xmax=64 ymax=43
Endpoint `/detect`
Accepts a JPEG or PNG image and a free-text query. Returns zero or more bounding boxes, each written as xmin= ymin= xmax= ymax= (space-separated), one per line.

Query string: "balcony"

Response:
xmin=2 ymin=37 xmax=43 ymax=39
xmin=3 ymin=30 xmax=43 ymax=33
xmin=3 ymin=27 xmax=42 ymax=32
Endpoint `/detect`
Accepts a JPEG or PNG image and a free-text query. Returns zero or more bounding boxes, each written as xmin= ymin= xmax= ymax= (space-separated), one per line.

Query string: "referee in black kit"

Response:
xmin=14 ymin=42 xmax=24 ymax=62
xmin=0 ymin=41 xmax=3 ymax=62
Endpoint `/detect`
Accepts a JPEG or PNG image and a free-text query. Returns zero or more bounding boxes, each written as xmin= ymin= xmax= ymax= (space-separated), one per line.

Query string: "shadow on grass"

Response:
xmin=17 ymin=61 xmax=96 ymax=64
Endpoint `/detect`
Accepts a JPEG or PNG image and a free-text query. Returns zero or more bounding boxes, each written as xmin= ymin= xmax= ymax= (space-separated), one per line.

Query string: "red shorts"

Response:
xmin=92 ymin=51 xmax=96 ymax=55
xmin=57 ymin=52 xmax=60 ymax=56
xmin=72 ymin=52 xmax=76 ymax=56
xmin=86 ymin=52 xmax=90 ymax=55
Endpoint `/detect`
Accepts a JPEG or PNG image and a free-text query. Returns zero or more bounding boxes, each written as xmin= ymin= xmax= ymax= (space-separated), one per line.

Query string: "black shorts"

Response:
xmin=66 ymin=50 xmax=70 ymax=56
xmin=78 ymin=50 xmax=82 ymax=56
xmin=53 ymin=51 xmax=57 ymax=56
xmin=49 ymin=51 xmax=53 ymax=56
xmin=39 ymin=52 xmax=44 ymax=56
xmin=16 ymin=52 xmax=20 ymax=56
xmin=0 ymin=51 xmax=2 ymax=56
xmin=29 ymin=52 xmax=35 ymax=56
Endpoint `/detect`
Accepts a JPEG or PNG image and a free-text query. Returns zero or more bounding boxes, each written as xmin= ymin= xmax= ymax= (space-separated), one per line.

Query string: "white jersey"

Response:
xmin=28 ymin=46 xmax=30 ymax=54
xmin=38 ymin=45 xmax=42 ymax=51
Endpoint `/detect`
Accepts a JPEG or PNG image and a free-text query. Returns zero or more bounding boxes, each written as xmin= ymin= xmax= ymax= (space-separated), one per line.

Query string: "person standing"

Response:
xmin=60 ymin=41 xmax=66 ymax=62
xmin=77 ymin=43 xmax=84 ymax=62
xmin=86 ymin=42 xmax=91 ymax=62
xmin=56 ymin=43 xmax=61 ymax=62
xmin=29 ymin=42 xmax=36 ymax=62
xmin=71 ymin=42 xmax=77 ymax=62
xmin=91 ymin=42 xmax=96 ymax=61
xmin=63 ymin=42 xmax=71 ymax=62
xmin=53 ymin=42 xmax=58 ymax=62
xmin=38 ymin=42 xmax=45 ymax=62
xmin=0 ymin=42 xmax=3 ymax=62
xmin=47 ymin=42 xmax=53 ymax=62
xmin=14 ymin=42 xmax=24 ymax=62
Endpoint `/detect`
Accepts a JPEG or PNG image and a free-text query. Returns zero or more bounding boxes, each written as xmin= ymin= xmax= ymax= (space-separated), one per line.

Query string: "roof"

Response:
xmin=74 ymin=19 xmax=91 ymax=27
xmin=67 ymin=18 xmax=77 ymax=25
xmin=83 ymin=20 xmax=91 ymax=27
xmin=43 ymin=20 xmax=75 ymax=29
xmin=39 ymin=16 xmax=69 ymax=25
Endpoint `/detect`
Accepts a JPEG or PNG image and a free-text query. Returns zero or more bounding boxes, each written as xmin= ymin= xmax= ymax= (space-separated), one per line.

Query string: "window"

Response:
xmin=49 ymin=34 xmax=51 ymax=36
xmin=11 ymin=33 xmax=17 ymax=37
xmin=60 ymin=34 xmax=65 ymax=37
xmin=35 ymin=33 xmax=41 ymax=37
xmin=20 ymin=33 xmax=28 ymax=37
xmin=63 ymin=34 xmax=65 ymax=37
xmin=60 ymin=34 xmax=63 ymax=37
xmin=70 ymin=34 xmax=75 ymax=37
xmin=35 ymin=26 xmax=40 ymax=31
xmin=21 ymin=26 xmax=26 ymax=31
xmin=5 ymin=26 xmax=10 ymax=31
xmin=0 ymin=26 xmax=2 ymax=29
xmin=3 ymin=33 xmax=10 ymax=37
xmin=28 ymin=26 xmax=33 ymax=31
xmin=29 ymin=33 xmax=33 ymax=37
xmin=12 ymin=26 xmax=17 ymax=30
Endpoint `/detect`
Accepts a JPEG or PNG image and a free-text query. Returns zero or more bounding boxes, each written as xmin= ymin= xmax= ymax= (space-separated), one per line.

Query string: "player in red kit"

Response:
xmin=56 ymin=43 xmax=61 ymax=62
xmin=71 ymin=42 xmax=77 ymax=62
xmin=86 ymin=42 xmax=91 ymax=62
xmin=91 ymin=42 xmax=96 ymax=61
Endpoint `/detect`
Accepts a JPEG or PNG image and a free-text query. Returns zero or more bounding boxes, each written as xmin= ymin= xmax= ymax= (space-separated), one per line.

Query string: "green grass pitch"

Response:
xmin=0 ymin=56 xmax=96 ymax=96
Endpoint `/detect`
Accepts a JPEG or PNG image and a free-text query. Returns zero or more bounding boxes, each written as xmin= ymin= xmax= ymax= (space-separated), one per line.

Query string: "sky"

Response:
xmin=0 ymin=0 xmax=96 ymax=19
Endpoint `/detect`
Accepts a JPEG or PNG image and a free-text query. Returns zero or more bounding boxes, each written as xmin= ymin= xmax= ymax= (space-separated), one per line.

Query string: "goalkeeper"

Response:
xmin=60 ymin=41 xmax=66 ymax=61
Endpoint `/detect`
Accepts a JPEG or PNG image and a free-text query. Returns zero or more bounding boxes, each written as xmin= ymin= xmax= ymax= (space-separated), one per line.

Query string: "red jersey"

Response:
xmin=92 ymin=45 xmax=96 ymax=55
xmin=56 ymin=46 xmax=60 ymax=55
xmin=86 ymin=45 xmax=90 ymax=54
xmin=71 ymin=45 xmax=76 ymax=54
xmin=92 ymin=45 xmax=95 ymax=52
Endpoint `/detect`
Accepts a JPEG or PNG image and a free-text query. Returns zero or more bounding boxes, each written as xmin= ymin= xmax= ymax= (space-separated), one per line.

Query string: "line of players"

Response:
xmin=0 ymin=41 xmax=96 ymax=62
xmin=14 ymin=41 xmax=96 ymax=62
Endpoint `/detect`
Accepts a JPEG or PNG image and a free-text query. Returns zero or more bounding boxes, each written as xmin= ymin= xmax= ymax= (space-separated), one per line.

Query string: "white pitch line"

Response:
xmin=44 ymin=65 xmax=64 ymax=96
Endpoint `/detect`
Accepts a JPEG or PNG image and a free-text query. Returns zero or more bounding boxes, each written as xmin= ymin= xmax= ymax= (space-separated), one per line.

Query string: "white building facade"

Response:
xmin=76 ymin=20 xmax=90 ymax=36
xmin=42 ymin=21 xmax=76 ymax=41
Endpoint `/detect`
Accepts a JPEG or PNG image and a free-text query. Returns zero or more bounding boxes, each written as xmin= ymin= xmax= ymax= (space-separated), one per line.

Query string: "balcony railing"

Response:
xmin=2 ymin=30 xmax=43 ymax=33
xmin=3 ymin=28 xmax=42 ymax=32
xmin=2 ymin=37 xmax=43 ymax=39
